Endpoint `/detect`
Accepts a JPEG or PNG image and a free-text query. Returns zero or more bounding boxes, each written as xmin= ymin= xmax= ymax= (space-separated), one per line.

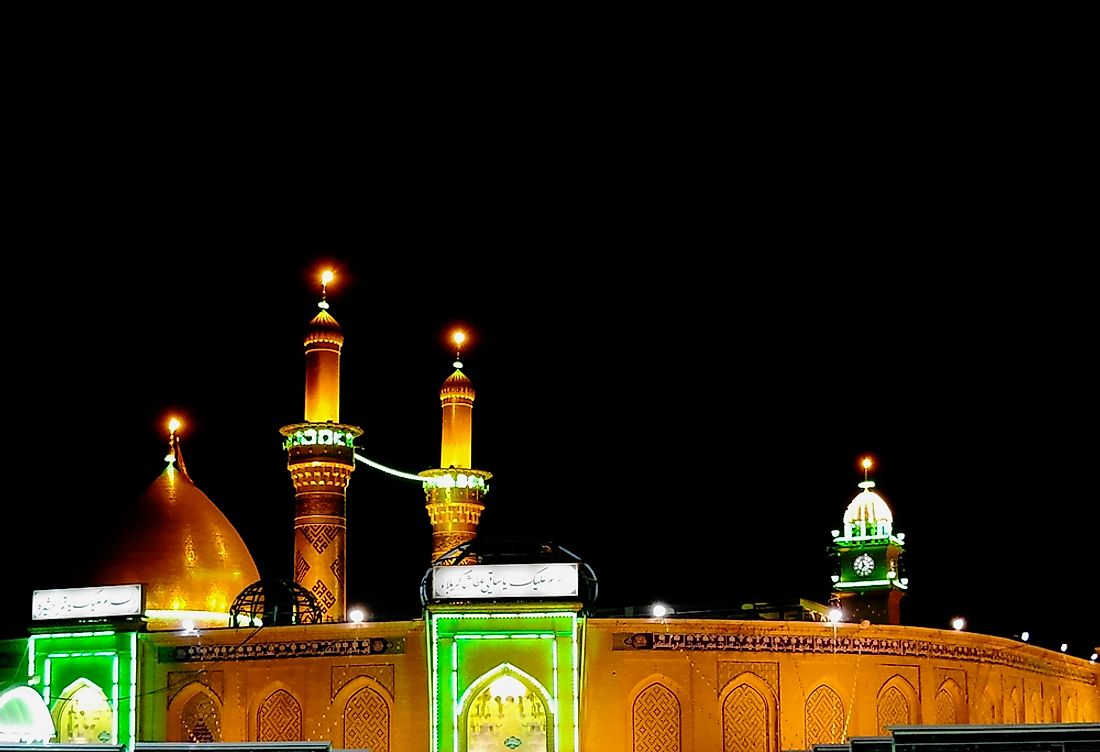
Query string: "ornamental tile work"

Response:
xmin=258 ymin=689 xmax=302 ymax=741
xmin=876 ymin=686 xmax=910 ymax=735
xmin=302 ymin=524 xmax=339 ymax=555
xmin=181 ymin=691 xmax=221 ymax=743
xmin=718 ymin=662 xmax=778 ymax=698
xmin=295 ymin=551 xmax=310 ymax=582
xmin=331 ymin=664 xmax=396 ymax=700
xmin=613 ymin=632 xmax=1095 ymax=683
xmin=173 ymin=636 xmax=405 ymax=662
xmin=723 ymin=684 xmax=769 ymax=752
xmin=632 ymin=683 xmax=681 ymax=752
xmin=167 ymin=670 xmax=223 ymax=705
xmin=344 ymin=686 xmax=389 ymax=752
xmin=805 ymin=685 xmax=844 ymax=745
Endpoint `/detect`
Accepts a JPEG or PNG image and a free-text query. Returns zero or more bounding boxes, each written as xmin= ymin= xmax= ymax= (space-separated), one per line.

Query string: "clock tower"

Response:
xmin=830 ymin=457 xmax=908 ymax=625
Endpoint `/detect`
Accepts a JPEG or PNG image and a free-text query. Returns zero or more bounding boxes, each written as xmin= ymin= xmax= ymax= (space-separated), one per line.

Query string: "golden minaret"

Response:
xmin=279 ymin=270 xmax=363 ymax=621
xmin=419 ymin=331 xmax=492 ymax=563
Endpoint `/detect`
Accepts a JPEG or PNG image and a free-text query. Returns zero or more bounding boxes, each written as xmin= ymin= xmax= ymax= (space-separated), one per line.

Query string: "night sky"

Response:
xmin=5 ymin=244 xmax=1095 ymax=661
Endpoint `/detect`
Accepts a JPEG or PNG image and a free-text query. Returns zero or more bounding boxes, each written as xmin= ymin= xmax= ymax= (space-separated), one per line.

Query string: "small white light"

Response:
xmin=349 ymin=608 xmax=365 ymax=624
xmin=899 ymin=577 xmax=909 ymax=586
xmin=1060 ymin=643 xmax=1068 ymax=653
xmin=828 ymin=609 xmax=843 ymax=623
xmin=830 ymin=575 xmax=840 ymax=583
xmin=897 ymin=533 xmax=905 ymax=541
xmin=1021 ymin=631 xmax=1029 ymax=642
xmin=951 ymin=617 xmax=966 ymax=631
xmin=651 ymin=603 xmax=669 ymax=618
xmin=181 ymin=618 xmax=198 ymax=635
xmin=830 ymin=529 xmax=840 ymax=538
xmin=1090 ymin=653 xmax=1097 ymax=662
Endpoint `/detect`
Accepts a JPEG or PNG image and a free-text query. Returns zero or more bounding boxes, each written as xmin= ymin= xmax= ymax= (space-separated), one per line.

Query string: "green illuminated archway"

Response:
xmin=459 ymin=663 xmax=551 ymax=752
xmin=51 ymin=677 xmax=114 ymax=744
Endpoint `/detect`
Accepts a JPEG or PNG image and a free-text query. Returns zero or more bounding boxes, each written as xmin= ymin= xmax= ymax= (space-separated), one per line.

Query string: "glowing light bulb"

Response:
xmin=452 ymin=330 xmax=466 ymax=347
xmin=861 ymin=457 xmax=873 ymax=470
xmin=1021 ymin=631 xmax=1030 ymax=642
xmin=321 ymin=270 xmax=334 ymax=286
xmin=1060 ymin=643 xmax=1068 ymax=653
xmin=651 ymin=603 xmax=669 ymax=618
xmin=1091 ymin=653 xmax=1097 ymax=662
xmin=168 ymin=418 xmax=181 ymax=434
xmin=828 ymin=609 xmax=843 ymax=623
xmin=951 ymin=617 xmax=966 ymax=631
xmin=349 ymin=608 xmax=365 ymax=624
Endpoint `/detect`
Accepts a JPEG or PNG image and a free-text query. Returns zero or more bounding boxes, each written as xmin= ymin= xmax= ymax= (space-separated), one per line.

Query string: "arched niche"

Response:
xmin=719 ymin=672 xmax=777 ymax=752
xmin=459 ymin=662 xmax=552 ymax=752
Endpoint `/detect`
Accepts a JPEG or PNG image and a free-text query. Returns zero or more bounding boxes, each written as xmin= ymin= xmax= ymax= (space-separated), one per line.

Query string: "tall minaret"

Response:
xmin=830 ymin=457 xmax=908 ymax=625
xmin=279 ymin=270 xmax=363 ymax=622
xmin=419 ymin=330 xmax=492 ymax=563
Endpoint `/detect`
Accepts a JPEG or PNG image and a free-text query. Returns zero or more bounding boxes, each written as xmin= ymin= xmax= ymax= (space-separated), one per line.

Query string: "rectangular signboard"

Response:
xmin=432 ymin=562 xmax=579 ymax=600
xmin=32 ymin=584 xmax=144 ymax=620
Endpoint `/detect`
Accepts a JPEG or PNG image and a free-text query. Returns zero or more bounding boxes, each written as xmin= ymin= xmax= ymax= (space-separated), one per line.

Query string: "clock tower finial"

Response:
xmin=829 ymin=456 xmax=908 ymax=625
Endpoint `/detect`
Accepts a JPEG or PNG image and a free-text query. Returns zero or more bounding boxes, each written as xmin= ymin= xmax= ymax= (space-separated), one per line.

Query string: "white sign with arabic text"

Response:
xmin=432 ymin=563 xmax=579 ymax=600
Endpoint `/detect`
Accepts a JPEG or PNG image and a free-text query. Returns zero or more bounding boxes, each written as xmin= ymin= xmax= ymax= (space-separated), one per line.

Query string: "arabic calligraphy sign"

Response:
xmin=32 ymin=584 xmax=144 ymax=620
xmin=432 ymin=563 xmax=579 ymax=600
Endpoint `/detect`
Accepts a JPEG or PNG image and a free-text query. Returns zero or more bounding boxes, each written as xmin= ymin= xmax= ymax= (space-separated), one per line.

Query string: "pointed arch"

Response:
xmin=720 ymin=672 xmax=777 ymax=752
xmin=1006 ymin=686 xmax=1022 ymax=725
xmin=342 ymin=681 xmax=390 ymax=752
xmin=1046 ymin=693 xmax=1060 ymax=723
xmin=257 ymin=688 xmax=302 ymax=742
xmin=629 ymin=675 xmax=682 ymax=752
xmin=460 ymin=662 xmax=553 ymax=752
xmin=1027 ymin=690 xmax=1042 ymax=723
xmin=876 ymin=675 xmax=917 ymax=736
xmin=1065 ymin=693 xmax=1078 ymax=723
xmin=805 ymin=684 xmax=844 ymax=745
xmin=978 ymin=681 xmax=1002 ymax=724
xmin=934 ymin=678 xmax=966 ymax=725
xmin=167 ymin=681 xmax=223 ymax=742
xmin=50 ymin=677 xmax=113 ymax=745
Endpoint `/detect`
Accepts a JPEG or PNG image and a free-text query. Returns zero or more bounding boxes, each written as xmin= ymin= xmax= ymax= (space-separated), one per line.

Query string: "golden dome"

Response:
xmin=304 ymin=309 xmax=344 ymax=346
xmin=440 ymin=368 xmax=475 ymax=400
xmin=843 ymin=489 xmax=894 ymax=525
xmin=89 ymin=463 xmax=260 ymax=630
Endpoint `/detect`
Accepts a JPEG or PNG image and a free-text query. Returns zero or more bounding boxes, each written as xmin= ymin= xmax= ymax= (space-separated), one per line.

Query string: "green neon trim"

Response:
xmin=835 ymin=579 xmax=908 ymax=590
xmin=833 ymin=534 xmax=905 ymax=546
xmin=129 ymin=631 xmax=137 ymax=752
xmin=428 ymin=615 xmax=438 ymax=752
xmin=112 ymin=654 xmax=120 ymax=744
xmin=454 ymin=662 xmax=558 ymax=752
xmin=43 ymin=658 xmax=51 ymax=705
xmin=27 ymin=636 xmax=35 ymax=679
xmin=552 ymin=636 xmax=560 ymax=747
xmin=451 ymin=641 xmax=458 ymax=752
xmin=573 ymin=613 xmax=580 ymax=752
xmin=34 ymin=630 xmax=115 ymax=639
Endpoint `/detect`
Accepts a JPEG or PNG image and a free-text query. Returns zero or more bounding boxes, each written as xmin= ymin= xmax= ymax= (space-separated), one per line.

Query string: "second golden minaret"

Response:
xmin=419 ymin=331 xmax=492 ymax=563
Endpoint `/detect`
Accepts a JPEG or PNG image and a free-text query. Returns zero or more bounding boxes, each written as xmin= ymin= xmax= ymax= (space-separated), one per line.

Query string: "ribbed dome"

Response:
xmin=89 ymin=463 xmax=260 ymax=630
xmin=440 ymin=368 xmax=475 ymax=399
xmin=304 ymin=309 xmax=344 ymax=346
xmin=843 ymin=490 xmax=894 ymax=525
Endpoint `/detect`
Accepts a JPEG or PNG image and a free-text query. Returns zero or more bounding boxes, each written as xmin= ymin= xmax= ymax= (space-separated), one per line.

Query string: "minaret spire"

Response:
xmin=419 ymin=328 xmax=492 ymax=564
xmin=280 ymin=268 xmax=363 ymax=622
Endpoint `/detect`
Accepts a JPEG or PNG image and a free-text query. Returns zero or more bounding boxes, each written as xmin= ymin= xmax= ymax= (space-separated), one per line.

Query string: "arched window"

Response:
xmin=257 ymin=689 xmax=302 ymax=741
xmin=344 ymin=685 xmax=389 ymax=752
xmin=805 ymin=684 xmax=844 ymax=745
xmin=633 ymin=682 xmax=681 ymax=752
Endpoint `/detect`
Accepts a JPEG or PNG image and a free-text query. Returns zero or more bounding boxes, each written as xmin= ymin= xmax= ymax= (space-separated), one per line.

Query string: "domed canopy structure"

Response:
xmin=88 ymin=437 xmax=260 ymax=630
xmin=841 ymin=481 xmax=894 ymax=538
xmin=304 ymin=308 xmax=344 ymax=346
xmin=440 ymin=367 xmax=474 ymax=399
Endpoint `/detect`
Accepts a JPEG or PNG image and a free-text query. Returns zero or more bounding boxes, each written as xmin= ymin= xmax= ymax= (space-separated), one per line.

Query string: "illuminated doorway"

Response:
xmin=463 ymin=666 xmax=550 ymax=752
xmin=51 ymin=678 xmax=114 ymax=744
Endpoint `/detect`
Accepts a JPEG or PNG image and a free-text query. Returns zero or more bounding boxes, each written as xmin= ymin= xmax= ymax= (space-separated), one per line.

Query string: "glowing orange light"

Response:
xmin=861 ymin=457 xmax=873 ymax=471
xmin=169 ymin=418 xmax=182 ymax=434
xmin=452 ymin=330 xmax=466 ymax=347
xmin=321 ymin=269 xmax=334 ymax=286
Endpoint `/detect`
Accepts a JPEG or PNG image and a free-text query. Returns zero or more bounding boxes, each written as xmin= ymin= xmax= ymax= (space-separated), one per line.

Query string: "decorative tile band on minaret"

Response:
xmin=419 ymin=330 xmax=492 ymax=564
xmin=279 ymin=269 xmax=362 ymax=622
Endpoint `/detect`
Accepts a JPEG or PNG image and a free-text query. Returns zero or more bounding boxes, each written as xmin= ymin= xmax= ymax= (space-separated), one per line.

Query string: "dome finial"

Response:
xmin=166 ymin=417 xmax=190 ymax=478
xmin=318 ymin=269 xmax=334 ymax=310
xmin=451 ymin=329 xmax=466 ymax=369
xmin=861 ymin=456 xmax=873 ymax=485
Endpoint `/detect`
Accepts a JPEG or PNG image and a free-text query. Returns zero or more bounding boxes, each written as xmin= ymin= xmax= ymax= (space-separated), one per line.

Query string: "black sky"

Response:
xmin=1 ymin=56 xmax=1094 ymax=658
xmin=4 ymin=240 xmax=1095 ymax=661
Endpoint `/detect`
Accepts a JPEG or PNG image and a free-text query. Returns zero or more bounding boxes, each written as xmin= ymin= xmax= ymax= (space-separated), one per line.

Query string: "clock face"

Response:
xmin=853 ymin=554 xmax=875 ymax=577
